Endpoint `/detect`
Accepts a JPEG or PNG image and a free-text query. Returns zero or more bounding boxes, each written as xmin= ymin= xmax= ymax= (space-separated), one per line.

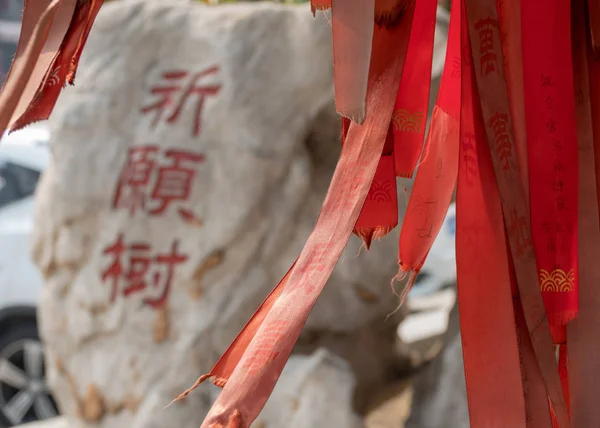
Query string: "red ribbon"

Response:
xmin=396 ymin=0 xmax=460 ymax=298
xmin=521 ymin=0 xmax=579 ymax=340
xmin=456 ymin=0 xmax=526 ymax=423
xmin=11 ymin=0 xmax=104 ymax=132
xmin=392 ymin=0 xmax=437 ymax=178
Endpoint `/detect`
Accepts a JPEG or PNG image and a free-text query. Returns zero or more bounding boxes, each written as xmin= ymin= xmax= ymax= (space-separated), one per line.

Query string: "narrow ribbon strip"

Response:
xmin=566 ymin=1 xmax=600 ymax=423
xmin=456 ymin=0 xmax=526 ymax=422
xmin=193 ymin=9 xmax=416 ymax=427
xmin=11 ymin=0 xmax=105 ymax=132
xmin=396 ymin=0 xmax=460 ymax=300
xmin=392 ymin=0 xmax=436 ymax=178
xmin=588 ymin=17 xmax=600 ymax=229
xmin=331 ymin=0 xmax=374 ymax=124
xmin=0 ymin=0 xmax=61 ymax=136
xmin=9 ymin=0 xmax=77 ymax=129
xmin=463 ymin=0 xmax=570 ymax=424
xmin=521 ymin=0 xmax=579 ymax=340
xmin=513 ymin=294 xmax=553 ymax=428
xmin=497 ymin=0 xmax=528 ymax=201
xmin=68 ymin=0 xmax=105 ymax=83
xmin=351 ymin=127 xmax=398 ymax=248
xmin=587 ymin=0 xmax=600 ymax=56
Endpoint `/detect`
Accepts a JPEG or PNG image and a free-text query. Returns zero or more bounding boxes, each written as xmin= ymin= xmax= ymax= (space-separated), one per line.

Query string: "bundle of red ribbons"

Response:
xmin=3 ymin=0 xmax=600 ymax=426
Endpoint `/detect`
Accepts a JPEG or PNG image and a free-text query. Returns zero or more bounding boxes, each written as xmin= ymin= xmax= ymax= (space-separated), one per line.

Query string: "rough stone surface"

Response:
xmin=405 ymin=304 xmax=469 ymax=428
xmin=30 ymin=1 xmax=451 ymax=427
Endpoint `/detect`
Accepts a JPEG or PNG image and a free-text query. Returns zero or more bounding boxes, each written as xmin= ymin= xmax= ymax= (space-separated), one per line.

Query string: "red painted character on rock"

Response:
xmin=113 ymin=146 xmax=205 ymax=222
xmin=141 ymin=66 xmax=222 ymax=138
xmin=101 ymin=234 xmax=188 ymax=308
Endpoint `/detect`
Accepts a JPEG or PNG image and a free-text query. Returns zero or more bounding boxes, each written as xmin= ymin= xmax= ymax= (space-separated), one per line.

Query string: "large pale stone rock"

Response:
xmin=31 ymin=2 xmax=399 ymax=427
xmin=30 ymin=1 xmax=450 ymax=427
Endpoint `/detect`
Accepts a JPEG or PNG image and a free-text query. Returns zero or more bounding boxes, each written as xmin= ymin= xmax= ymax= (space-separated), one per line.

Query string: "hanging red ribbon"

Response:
xmin=521 ymin=0 xmax=579 ymax=342
xmin=184 ymin=8 xmax=417 ymax=427
xmin=392 ymin=0 xmax=437 ymax=178
xmin=396 ymin=0 xmax=460 ymax=299
xmin=350 ymin=126 xmax=398 ymax=248
xmin=456 ymin=0 xmax=526 ymax=423
xmin=11 ymin=0 xmax=104 ymax=132
xmin=566 ymin=1 xmax=600 ymax=424
xmin=463 ymin=0 xmax=569 ymax=423
xmin=587 ymin=0 xmax=600 ymax=56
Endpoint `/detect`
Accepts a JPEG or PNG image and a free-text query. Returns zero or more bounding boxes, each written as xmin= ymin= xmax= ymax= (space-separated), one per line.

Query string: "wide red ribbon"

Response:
xmin=189 ymin=10 xmax=416 ymax=427
xmin=521 ymin=0 xmax=579 ymax=341
xmin=456 ymin=0 xmax=526 ymax=423
xmin=11 ymin=0 xmax=104 ymax=132
xmin=350 ymin=126 xmax=398 ymax=248
xmin=396 ymin=0 xmax=460 ymax=300
xmin=567 ymin=1 xmax=600 ymax=424
xmin=392 ymin=0 xmax=436 ymax=178
xmin=497 ymin=0 xmax=528 ymax=201
xmin=463 ymin=0 xmax=569 ymax=424
xmin=587 ymin=0 xmax=600 ymax=56
xmin=0 ymin=0 xmax=63 ymax=135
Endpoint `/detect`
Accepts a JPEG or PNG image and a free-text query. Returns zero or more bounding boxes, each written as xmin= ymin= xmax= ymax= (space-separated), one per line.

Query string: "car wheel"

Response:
xmin=0 ymin=322 xmax=58 ymax=426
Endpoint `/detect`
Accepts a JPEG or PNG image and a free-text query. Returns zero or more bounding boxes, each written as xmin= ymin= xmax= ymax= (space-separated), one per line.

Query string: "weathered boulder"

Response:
xmin=30 ymin=1 xmax=415 ymax=427
xmin=30 ymin=1 xmax=453 ymax=426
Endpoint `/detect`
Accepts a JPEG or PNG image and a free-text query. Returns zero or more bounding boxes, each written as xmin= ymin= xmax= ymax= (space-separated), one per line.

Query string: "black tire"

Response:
xmin=0 ymin=322 xmax=58 ymax=427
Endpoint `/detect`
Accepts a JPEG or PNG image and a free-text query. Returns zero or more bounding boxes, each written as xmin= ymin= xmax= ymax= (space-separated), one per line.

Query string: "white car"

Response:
xmin=0 ymin=125 xmax=57 ymax=427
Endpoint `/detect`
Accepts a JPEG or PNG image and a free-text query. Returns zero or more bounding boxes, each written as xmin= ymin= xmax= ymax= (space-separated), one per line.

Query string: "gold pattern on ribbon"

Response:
xmin=539 ymin=268 xmax=575 ymax=292
xmin=392 ymin=109 xmax=424 ymax=133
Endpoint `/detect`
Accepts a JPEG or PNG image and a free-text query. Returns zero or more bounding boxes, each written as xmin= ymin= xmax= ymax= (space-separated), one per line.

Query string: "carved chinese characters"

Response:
xmin=101 ymin=234 xmax=188 ymax=309
xmin=113 ymin=145 xmax=205 ymax=221
xmin=141 ymin=66 xmax=221 ymax=138
xmin=535 ymin=74 xmax=576 ymax=293
xmin=100 ymin=65 xmax=220 ymax=309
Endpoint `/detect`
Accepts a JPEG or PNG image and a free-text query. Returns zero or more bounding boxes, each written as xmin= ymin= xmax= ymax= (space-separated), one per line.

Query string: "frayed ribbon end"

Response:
xmin=353 ymin=225 xmax=395 ymax=250
xmin=385 ymin=263 xmax=418 ymax=321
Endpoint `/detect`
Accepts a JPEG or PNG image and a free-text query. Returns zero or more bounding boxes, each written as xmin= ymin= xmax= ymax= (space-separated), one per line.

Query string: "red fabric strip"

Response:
xmin=0 ymin=0 xmax=62 ymax=136
xmin=195 ymin=11 xmax=416 ymax=427
xmin=2 ymin=0 xmax=50 ymax=87
xmin=9 ymin=0 xmax=76 ymax=128
xmin=352 ymin=129 xmax=398 ymax=248
xmin=310 ymin=0 xmax=330 ymax=14
xmin=521 ymin=0 xmax=579 ymax=339
xmin=497 ymin=0 xmax=528 ymax=202
xmin=67 ymin=0 xmax=104 ymax=84
xmin=558 ymin=344 xmax=570 ymax=416
xmin=514 ymin=296 xmax=553 ymax=428
xmin=587 ymin=0 xmax=600 ymax=56
xmin=551 ymin=344 xmax=571 ymax=428
xmin=11 ymin=0 xmax=104 ymax=132
xmin=566 ymin=1 xmax=600 ymax=424
xmin=396 ymin=0 xmax=460 ymax=299
xmin=331 ymin=0 xmax=374 ymax=123
xmin=342 ymin=101 xmax=399 ymax=248
xmin=463 ymin=0 xmax=569 ymax=424
xmin=456 ymin=0 xmax=526 ymax=422
xmin=392 ymin=0 xmax=437 ymax=178
xmin=589 ymin=24 xmax=600 ymax=230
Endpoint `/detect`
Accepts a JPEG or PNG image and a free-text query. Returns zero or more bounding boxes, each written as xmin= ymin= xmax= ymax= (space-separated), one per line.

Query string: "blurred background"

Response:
xmin=0 ymin=1 xmax=466 ymax=428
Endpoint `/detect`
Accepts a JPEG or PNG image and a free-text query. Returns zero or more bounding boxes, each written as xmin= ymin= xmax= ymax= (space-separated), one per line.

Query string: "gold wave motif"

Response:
xmin=367 ymin=180 xmax=393 ymax=203
xmin=392 ymin=109 xmax=424 ymax=133
xmin=539 ymin=268 xmax=575 ymax=292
